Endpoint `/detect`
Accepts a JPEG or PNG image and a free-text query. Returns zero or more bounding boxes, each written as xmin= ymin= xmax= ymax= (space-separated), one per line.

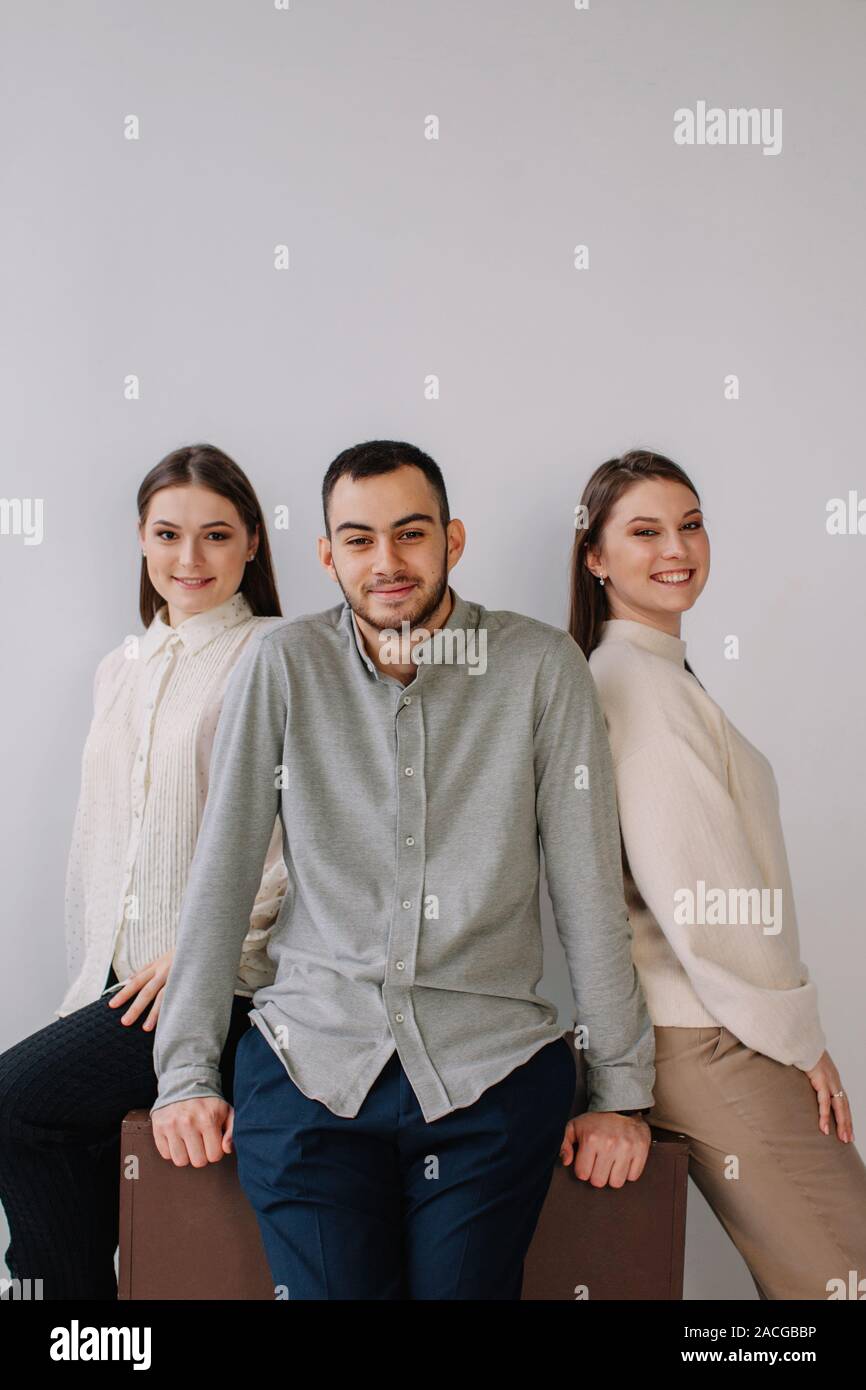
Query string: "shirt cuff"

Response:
xmin=150 ymin=1066 xmax=224 ymax=1114
xmin=585 ymin=1064 xmax=655 ymax=1114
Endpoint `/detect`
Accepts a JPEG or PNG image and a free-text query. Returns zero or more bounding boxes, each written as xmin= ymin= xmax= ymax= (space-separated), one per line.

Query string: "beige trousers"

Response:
xmin=647 ymin=1025 xmax=866 ymax=1300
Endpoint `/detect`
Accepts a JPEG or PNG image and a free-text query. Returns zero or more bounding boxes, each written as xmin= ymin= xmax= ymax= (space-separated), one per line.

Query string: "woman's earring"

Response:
xmin=598 ymin=575 xmax=606 ymax=587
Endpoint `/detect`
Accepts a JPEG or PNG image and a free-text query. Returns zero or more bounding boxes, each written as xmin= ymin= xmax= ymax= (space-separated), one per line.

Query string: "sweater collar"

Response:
xmin=141 ymin=590 xmax=254 ymax=662
xmin=341 ymin=586 xmax=478 ymax=679
xmin=598 ymin=618 xmax=687 ymax=667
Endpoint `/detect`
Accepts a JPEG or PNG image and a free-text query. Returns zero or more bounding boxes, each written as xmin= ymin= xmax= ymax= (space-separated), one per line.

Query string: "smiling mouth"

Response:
xmin=173 ymin=577 xmax=215 ymax=588
xmin=369 ymin=583 xmax=417 ymax=597
xmin=650 ymin=569 xmax=694 ymax=586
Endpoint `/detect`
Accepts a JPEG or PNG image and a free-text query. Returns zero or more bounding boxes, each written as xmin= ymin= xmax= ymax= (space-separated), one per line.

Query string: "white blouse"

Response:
xmin=57 ymin=590 xmax=288 ymax=1018
xmin=589 ymin=618 xmax=826 ymax=1072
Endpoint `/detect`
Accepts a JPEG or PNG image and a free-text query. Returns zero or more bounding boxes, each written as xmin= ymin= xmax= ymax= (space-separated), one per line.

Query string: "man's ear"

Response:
xmin=317 ymin=535 xmax=338 ymax=580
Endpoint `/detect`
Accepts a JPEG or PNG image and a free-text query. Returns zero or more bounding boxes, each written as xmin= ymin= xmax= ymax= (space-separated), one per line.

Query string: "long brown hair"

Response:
xmin=568 ymin=448 xmax=702 ymax=677
xmin=137 ymin=444 xmax=282 ymax=627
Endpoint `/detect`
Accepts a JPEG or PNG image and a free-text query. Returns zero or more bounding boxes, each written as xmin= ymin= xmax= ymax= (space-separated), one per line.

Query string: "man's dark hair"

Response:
xmin=321 ymin=440 xmax=450 ymax=539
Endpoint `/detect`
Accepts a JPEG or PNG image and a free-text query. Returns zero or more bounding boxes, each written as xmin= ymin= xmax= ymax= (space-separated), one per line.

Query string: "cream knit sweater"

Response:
xmin=588 ymin=618 xmax=826 ymax=1072
xmin=57 ymin=591 xmax=287 ymax=1018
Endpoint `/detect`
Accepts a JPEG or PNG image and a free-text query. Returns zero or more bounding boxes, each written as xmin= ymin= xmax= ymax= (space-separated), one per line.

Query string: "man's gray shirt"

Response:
xmin=151 ymin=587 xmax=655 ymax=1123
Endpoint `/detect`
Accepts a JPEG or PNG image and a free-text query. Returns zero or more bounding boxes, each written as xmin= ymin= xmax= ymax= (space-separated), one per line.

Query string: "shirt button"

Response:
xmin=404 ymin=767 xmax=414 ymax=777
xmin=402 ymin=900 xmax=411 ymax=910
xmin=403 ymin=696 xmax=412 ymax=705
xmin=395 ymin=961 xmax=405 ymax=970
xmin=395 ymin=1013 xmax=405 ymax=1023
xmin=405 ymin=836 xmax=415 ymax=846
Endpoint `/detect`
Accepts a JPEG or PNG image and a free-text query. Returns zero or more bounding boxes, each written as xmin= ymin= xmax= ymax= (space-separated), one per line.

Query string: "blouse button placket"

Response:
xmin=118 ymin=638 xmax=181 ymax=914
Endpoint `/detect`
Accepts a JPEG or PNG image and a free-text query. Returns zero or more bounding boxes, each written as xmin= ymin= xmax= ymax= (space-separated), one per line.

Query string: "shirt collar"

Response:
xmin=140 ymin=590 xmax=254 ymax=662
xmin=339 ymin=586 xmax=478 ymax=680
xmin=597 ymin=618 xmax=687 ymax=667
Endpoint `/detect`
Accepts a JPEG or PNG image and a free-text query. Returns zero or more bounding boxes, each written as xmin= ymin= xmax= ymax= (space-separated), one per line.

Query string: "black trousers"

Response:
xmin=0 ymin=965 xmax=252 ymax=1300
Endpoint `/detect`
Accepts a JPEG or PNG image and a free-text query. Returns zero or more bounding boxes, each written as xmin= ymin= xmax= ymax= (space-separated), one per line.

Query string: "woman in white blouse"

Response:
xmin=0 ymin=442 xmax=287 ymax=1300
xmin=569 ymin=448 xmax=866 ymax=1300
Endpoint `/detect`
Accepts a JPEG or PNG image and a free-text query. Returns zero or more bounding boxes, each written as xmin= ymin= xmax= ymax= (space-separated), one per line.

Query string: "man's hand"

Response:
xmin=108 ymin=949 xmax=175 ymax=1030
xmin=559 ymin=1110 xmax=651 ymax=1187
xmin=152 ymin=1097 xmax=235 ymax=1167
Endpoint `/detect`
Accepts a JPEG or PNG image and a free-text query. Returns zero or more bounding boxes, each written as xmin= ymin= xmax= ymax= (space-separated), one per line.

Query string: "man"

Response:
xmin=151 ymin=439 xmax=655 ymax=1300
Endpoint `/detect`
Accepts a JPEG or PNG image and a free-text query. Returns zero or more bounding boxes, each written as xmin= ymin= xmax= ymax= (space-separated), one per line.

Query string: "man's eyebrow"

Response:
xmin=334 ymin=512 xmax=436 ymax=534
xmin=624 ymin=508 xmax=702 ymax=524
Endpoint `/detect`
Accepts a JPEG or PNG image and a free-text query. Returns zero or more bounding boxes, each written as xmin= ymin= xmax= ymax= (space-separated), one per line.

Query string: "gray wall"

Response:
xmin=1 ymin=0 xmax=863 ymax=1300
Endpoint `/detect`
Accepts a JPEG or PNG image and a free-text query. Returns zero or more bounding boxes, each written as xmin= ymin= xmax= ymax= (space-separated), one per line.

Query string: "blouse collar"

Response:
xmin=597 ymin=617 xmax=687 ymax=667
xmin=140 ymin=590 xmax=254 ymax=662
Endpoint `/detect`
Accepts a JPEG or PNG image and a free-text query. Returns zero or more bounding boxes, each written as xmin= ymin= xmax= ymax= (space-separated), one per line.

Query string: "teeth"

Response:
xmin=652 ymin=570 xmax=691 ymax=584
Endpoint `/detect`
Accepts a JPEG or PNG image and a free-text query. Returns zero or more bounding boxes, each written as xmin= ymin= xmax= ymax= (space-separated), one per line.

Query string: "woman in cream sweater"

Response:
xmin=569 ymin=447 xmax=866 ymax=1300
xmin=0 ymin=443 xmax=288 ymax=1300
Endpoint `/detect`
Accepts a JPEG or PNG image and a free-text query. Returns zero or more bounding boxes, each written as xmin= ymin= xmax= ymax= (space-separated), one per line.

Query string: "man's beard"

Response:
xmin=333 ymin=554 xmax=451 ymax=633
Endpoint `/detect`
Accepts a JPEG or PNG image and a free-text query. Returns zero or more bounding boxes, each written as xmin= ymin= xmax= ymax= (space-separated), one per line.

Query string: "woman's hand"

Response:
xmin=804 ymin=1050 xmax=853 ymax=1142
xmin=107 ymin=948 xmax=175 ymax=1031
